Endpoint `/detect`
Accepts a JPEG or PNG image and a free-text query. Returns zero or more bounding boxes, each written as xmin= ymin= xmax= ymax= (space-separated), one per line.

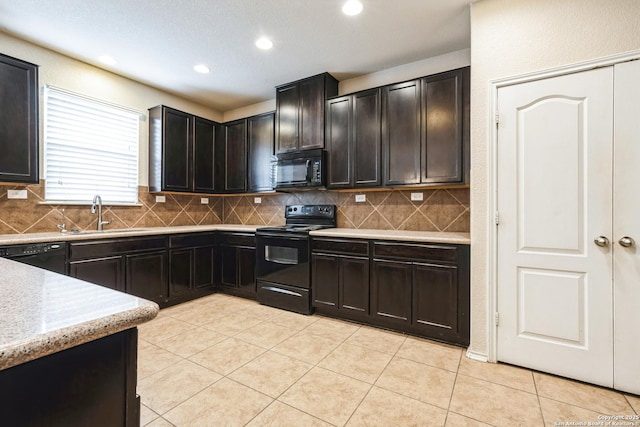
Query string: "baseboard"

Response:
xmin=465 ymin=349 xmax=489 ymax=362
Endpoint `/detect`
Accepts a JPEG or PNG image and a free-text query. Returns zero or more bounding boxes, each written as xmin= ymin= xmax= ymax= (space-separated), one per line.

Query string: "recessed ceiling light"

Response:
xmin=98 ymin=55 xmax=117 ymax=66
xmin=193 ymin=64 xmax=211 ymax=74
xmin=342 ymin=0 xmax=363 ymax=16
xmin=255 ymin=37 xmax=274 ymax=50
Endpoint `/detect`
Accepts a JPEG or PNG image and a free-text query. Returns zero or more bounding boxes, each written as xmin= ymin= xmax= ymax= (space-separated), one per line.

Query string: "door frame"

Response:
xmin=485 ymin=49 xmax=640 ymax=363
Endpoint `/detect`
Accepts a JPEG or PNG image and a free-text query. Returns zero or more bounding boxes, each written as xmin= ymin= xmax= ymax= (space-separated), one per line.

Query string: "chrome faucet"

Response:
xmin=90 ymin=195 xmax=110 ymax=231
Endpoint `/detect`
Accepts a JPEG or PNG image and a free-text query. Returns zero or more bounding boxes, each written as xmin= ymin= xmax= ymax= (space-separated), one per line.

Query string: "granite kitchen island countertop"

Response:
xmin=0 ymin=257 xmax=158 ymax=371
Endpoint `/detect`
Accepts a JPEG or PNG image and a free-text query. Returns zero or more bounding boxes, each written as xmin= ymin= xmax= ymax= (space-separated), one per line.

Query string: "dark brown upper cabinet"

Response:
xmin=0 ymin=54 xmax=39 ymax=184
xmin=382 ymin=80 xmax=422 ymax=186
xmin=421 ymin=67 xmax=470 ymax=184
xmin=247 ymin=112 xmax=275 ymax=192
xmin=194 ymin=116 xmax=217 ymax=193
xmin=382 ymin=66 xmax=470 ymax=187
xmin=275 ymin=73 xmax=338 ymax=154
xmin=326 ymin=88 xmax=381 ymax=189
xmin=148 ymin=105 xmax=218 ymax=193
xmin=218 ymin=119 xmax=247 ymax=193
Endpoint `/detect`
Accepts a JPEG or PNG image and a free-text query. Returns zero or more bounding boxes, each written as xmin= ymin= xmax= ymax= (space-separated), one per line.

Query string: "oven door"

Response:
xmin=256 ymin=233 xmax=309 ymax=288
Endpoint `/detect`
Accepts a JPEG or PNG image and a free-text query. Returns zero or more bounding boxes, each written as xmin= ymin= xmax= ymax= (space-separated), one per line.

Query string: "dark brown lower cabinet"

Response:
xmin=312 ymin=236 xmax=469 ymax=347
xmin=0 ymin=328 xmax=139 ymax=427
xmin=168 ymin=233 xmax=217 ymax=305
xmin=312 ymin=252 xmax=369 ymax=321
xmin=370 ymin=259 xmax=412 ymax=326
xmin=68 ymin=236 xmax=170 ymax=307
xmin=69 ymin=255 xmax=125 ymax=292
xmin=126 ymin=251 xmax=168 ymax=303
xmin=412 ymin=262 xmax=459 ymax=338
xmin=218 ymin=232 xmax=256 ymax=298
xmin=371 ymin=241 xmax=470 ymax=346
xmin=170 ymin=249 xmax=193 ymax=298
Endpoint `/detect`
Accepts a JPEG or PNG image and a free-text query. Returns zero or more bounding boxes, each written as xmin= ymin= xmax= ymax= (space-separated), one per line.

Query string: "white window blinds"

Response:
xmin=44 ymin=86 xmax=140 ymax=204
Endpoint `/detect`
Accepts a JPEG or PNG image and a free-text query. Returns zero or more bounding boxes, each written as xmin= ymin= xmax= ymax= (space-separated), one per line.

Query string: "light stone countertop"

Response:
xmin=0 ymin=257 xmax=159 ymax=371
xmin=310 ymin=228 xmax=471 ymax=245
xmin=0 ymin=224 xmax=260 ymax=245
xmin=0 ymin=225 xmax=470 ymax=245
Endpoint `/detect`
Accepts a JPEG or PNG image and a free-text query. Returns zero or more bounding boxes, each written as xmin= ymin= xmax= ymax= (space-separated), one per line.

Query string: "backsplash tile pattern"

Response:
xmin=0 ymin=182 xmax=223 ymax=234
xmin=224 ymin=188 xmax=470 ymax=232
xmin=0 ymin=182 xmax=469 ymax=234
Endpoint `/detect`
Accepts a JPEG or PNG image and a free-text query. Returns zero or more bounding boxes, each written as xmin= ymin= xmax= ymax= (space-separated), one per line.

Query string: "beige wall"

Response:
xmin=469 ymin=0 xmax=640 ymax=357
xmin=0 ymin=32 xmax=224 ymax=187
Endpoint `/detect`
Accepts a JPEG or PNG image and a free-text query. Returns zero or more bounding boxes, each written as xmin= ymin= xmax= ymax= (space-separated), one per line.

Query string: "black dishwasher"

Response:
xmin=0 ymin=242 xmax=67 ymax=275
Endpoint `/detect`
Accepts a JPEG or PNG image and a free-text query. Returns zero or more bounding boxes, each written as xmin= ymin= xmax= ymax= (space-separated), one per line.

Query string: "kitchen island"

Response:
xmin=0 ymin=257 xmax=158 ymax=427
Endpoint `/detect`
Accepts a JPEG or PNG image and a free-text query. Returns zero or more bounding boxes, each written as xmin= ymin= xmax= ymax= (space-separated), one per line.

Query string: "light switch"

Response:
xmin=7 ymin=189 xmax=27 ymax=199
xmin=200 ymin=198 xmax=209 ymax=204
xmin=155 ymin=195 xmax=166 ymax=203
xmin=355 ymin=194 xmax=366 ymax=203
xmin=410 ymin=192 xmax=424 ymax=201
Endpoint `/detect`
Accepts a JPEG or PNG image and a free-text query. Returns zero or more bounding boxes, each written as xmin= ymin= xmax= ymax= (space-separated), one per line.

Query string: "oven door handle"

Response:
xmin=263 ymin=286 xmax=302 ymax=297
xmin=257 ymin=233 xmax=308 ymax=240
xmin=267 ymin=258 xmax=298 ymax=265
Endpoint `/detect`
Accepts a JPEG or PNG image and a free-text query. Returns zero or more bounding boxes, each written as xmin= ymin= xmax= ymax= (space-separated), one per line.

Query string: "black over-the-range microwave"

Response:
xmin=272 ymin=148 xmax=325 ymax=191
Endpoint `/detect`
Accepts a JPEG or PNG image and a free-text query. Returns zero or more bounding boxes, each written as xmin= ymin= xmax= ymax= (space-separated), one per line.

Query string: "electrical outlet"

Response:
xmin=355 ymin=194 xmax=366 ymax=203
xmin=155 ymin=195 xmax=166 ymax=203
xmin=410 ymin=192 xmax=424 ymax=201
xmin=7 ymin=189 xmax=27 ymax=199
xmin=254 ymin=197 xmax=262 ymax=204
xmin=200 ymin=198 xmax=209 ymax=204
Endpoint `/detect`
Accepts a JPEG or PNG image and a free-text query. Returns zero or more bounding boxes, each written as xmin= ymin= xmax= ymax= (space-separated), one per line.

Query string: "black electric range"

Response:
xmin=255 ymin=204 xmax=336 ymax=314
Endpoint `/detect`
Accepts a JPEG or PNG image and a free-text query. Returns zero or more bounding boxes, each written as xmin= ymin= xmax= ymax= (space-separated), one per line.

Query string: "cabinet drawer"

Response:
xmin=218 ymin=233 xmax=255 ymax=247
xmin=169 ymin=232 xmax=216 ymax=249
xmin=311 ymin=238 xmax=368 ymax=256
xmin=69 ymin=236 xmax=167 ymax=260
xmin=372 ymin=241 xmax=457 ymax=263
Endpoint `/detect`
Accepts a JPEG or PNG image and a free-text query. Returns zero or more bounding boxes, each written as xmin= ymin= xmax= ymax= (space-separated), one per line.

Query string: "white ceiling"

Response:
xmin=0 ymin=0 xmax=470 ymax=112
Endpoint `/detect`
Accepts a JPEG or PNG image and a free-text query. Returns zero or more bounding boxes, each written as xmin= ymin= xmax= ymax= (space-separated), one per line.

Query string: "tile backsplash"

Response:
xmin=0 ymin=182 xmax=469 ymax=234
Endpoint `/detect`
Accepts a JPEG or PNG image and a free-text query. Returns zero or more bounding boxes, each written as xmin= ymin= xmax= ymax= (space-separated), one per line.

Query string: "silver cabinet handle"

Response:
xmin=619 ymin=236 xmax=635 ymax=248
xmin=594 ymin=236 xmax=610 ymax=247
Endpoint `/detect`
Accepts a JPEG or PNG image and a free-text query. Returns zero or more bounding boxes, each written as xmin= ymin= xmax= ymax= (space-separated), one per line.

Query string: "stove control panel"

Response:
xmin=285 ymin=204 xmax=335 ymax=219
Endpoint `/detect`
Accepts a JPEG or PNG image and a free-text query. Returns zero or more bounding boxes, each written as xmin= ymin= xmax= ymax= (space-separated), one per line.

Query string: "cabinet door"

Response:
xmin=220 ymin=245 xmax=237 ymax=287
xmin=126 ymin=251 xmax=168 ymax=304
xmin=275 ymin=83 xmax=299 ymax=153
xmin=353 ymin=89 xmax=381 ymax=187
xmin=169 ymin=249 xmax=193 ymax=298
xmin=0 ymin=54 xmax=38 ymax=184
xmin=340 ymin=256 xmax=369 ymax=314
xmin=193 ymin=246 xmax=215 ymax=289
xmin=311 ymin=253 xmax=340 ymax=308
xmin=69 ymin=256 xmax=125 ymax=292
xmin=412 ymin=262 xmax=459 ymax=339
xmin=163 ymin=108 xmax=193 ymax=191
xmin=194 ymin=117 xmax=216 ymax=193
xmin=326 ymin=96 xmax=352 ymax=188
xmin=371 ymin=259 xmax=412 ymax=325
xmin=247 ymin=113 xmax=274 ymax=192
xmin=299 ymin=76 xmax=326 ymax=151
xmin=421 ymin=69 xmax=465 ymax=184
xmin=223 ymin=120 xmax=247 ymax=193
xmin=382 ymin=80 xmax=421 ymax=185
xmin=238 ymin=247 xmax=256 ymax=294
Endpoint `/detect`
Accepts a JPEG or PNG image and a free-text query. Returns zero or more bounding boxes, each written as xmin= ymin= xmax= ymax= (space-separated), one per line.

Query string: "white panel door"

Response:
xmin=496 ymin=67 xmax=614 ymax=387
xmin=613 ymin=59 xmax=640 ymax=395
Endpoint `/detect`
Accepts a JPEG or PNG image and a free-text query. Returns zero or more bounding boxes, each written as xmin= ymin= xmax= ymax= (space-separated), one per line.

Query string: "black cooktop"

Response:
xmin=256 ymin=204 xmax=336 ymax=236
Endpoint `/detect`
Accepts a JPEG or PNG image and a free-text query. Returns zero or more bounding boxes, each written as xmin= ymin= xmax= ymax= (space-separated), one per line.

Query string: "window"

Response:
xmin=44 ymin=86 xmax=140 ymax=204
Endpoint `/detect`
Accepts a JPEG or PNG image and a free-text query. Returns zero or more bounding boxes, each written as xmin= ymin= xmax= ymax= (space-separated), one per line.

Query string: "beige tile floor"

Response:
xmin=137 ymin=294 xmax=640 ymax=426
